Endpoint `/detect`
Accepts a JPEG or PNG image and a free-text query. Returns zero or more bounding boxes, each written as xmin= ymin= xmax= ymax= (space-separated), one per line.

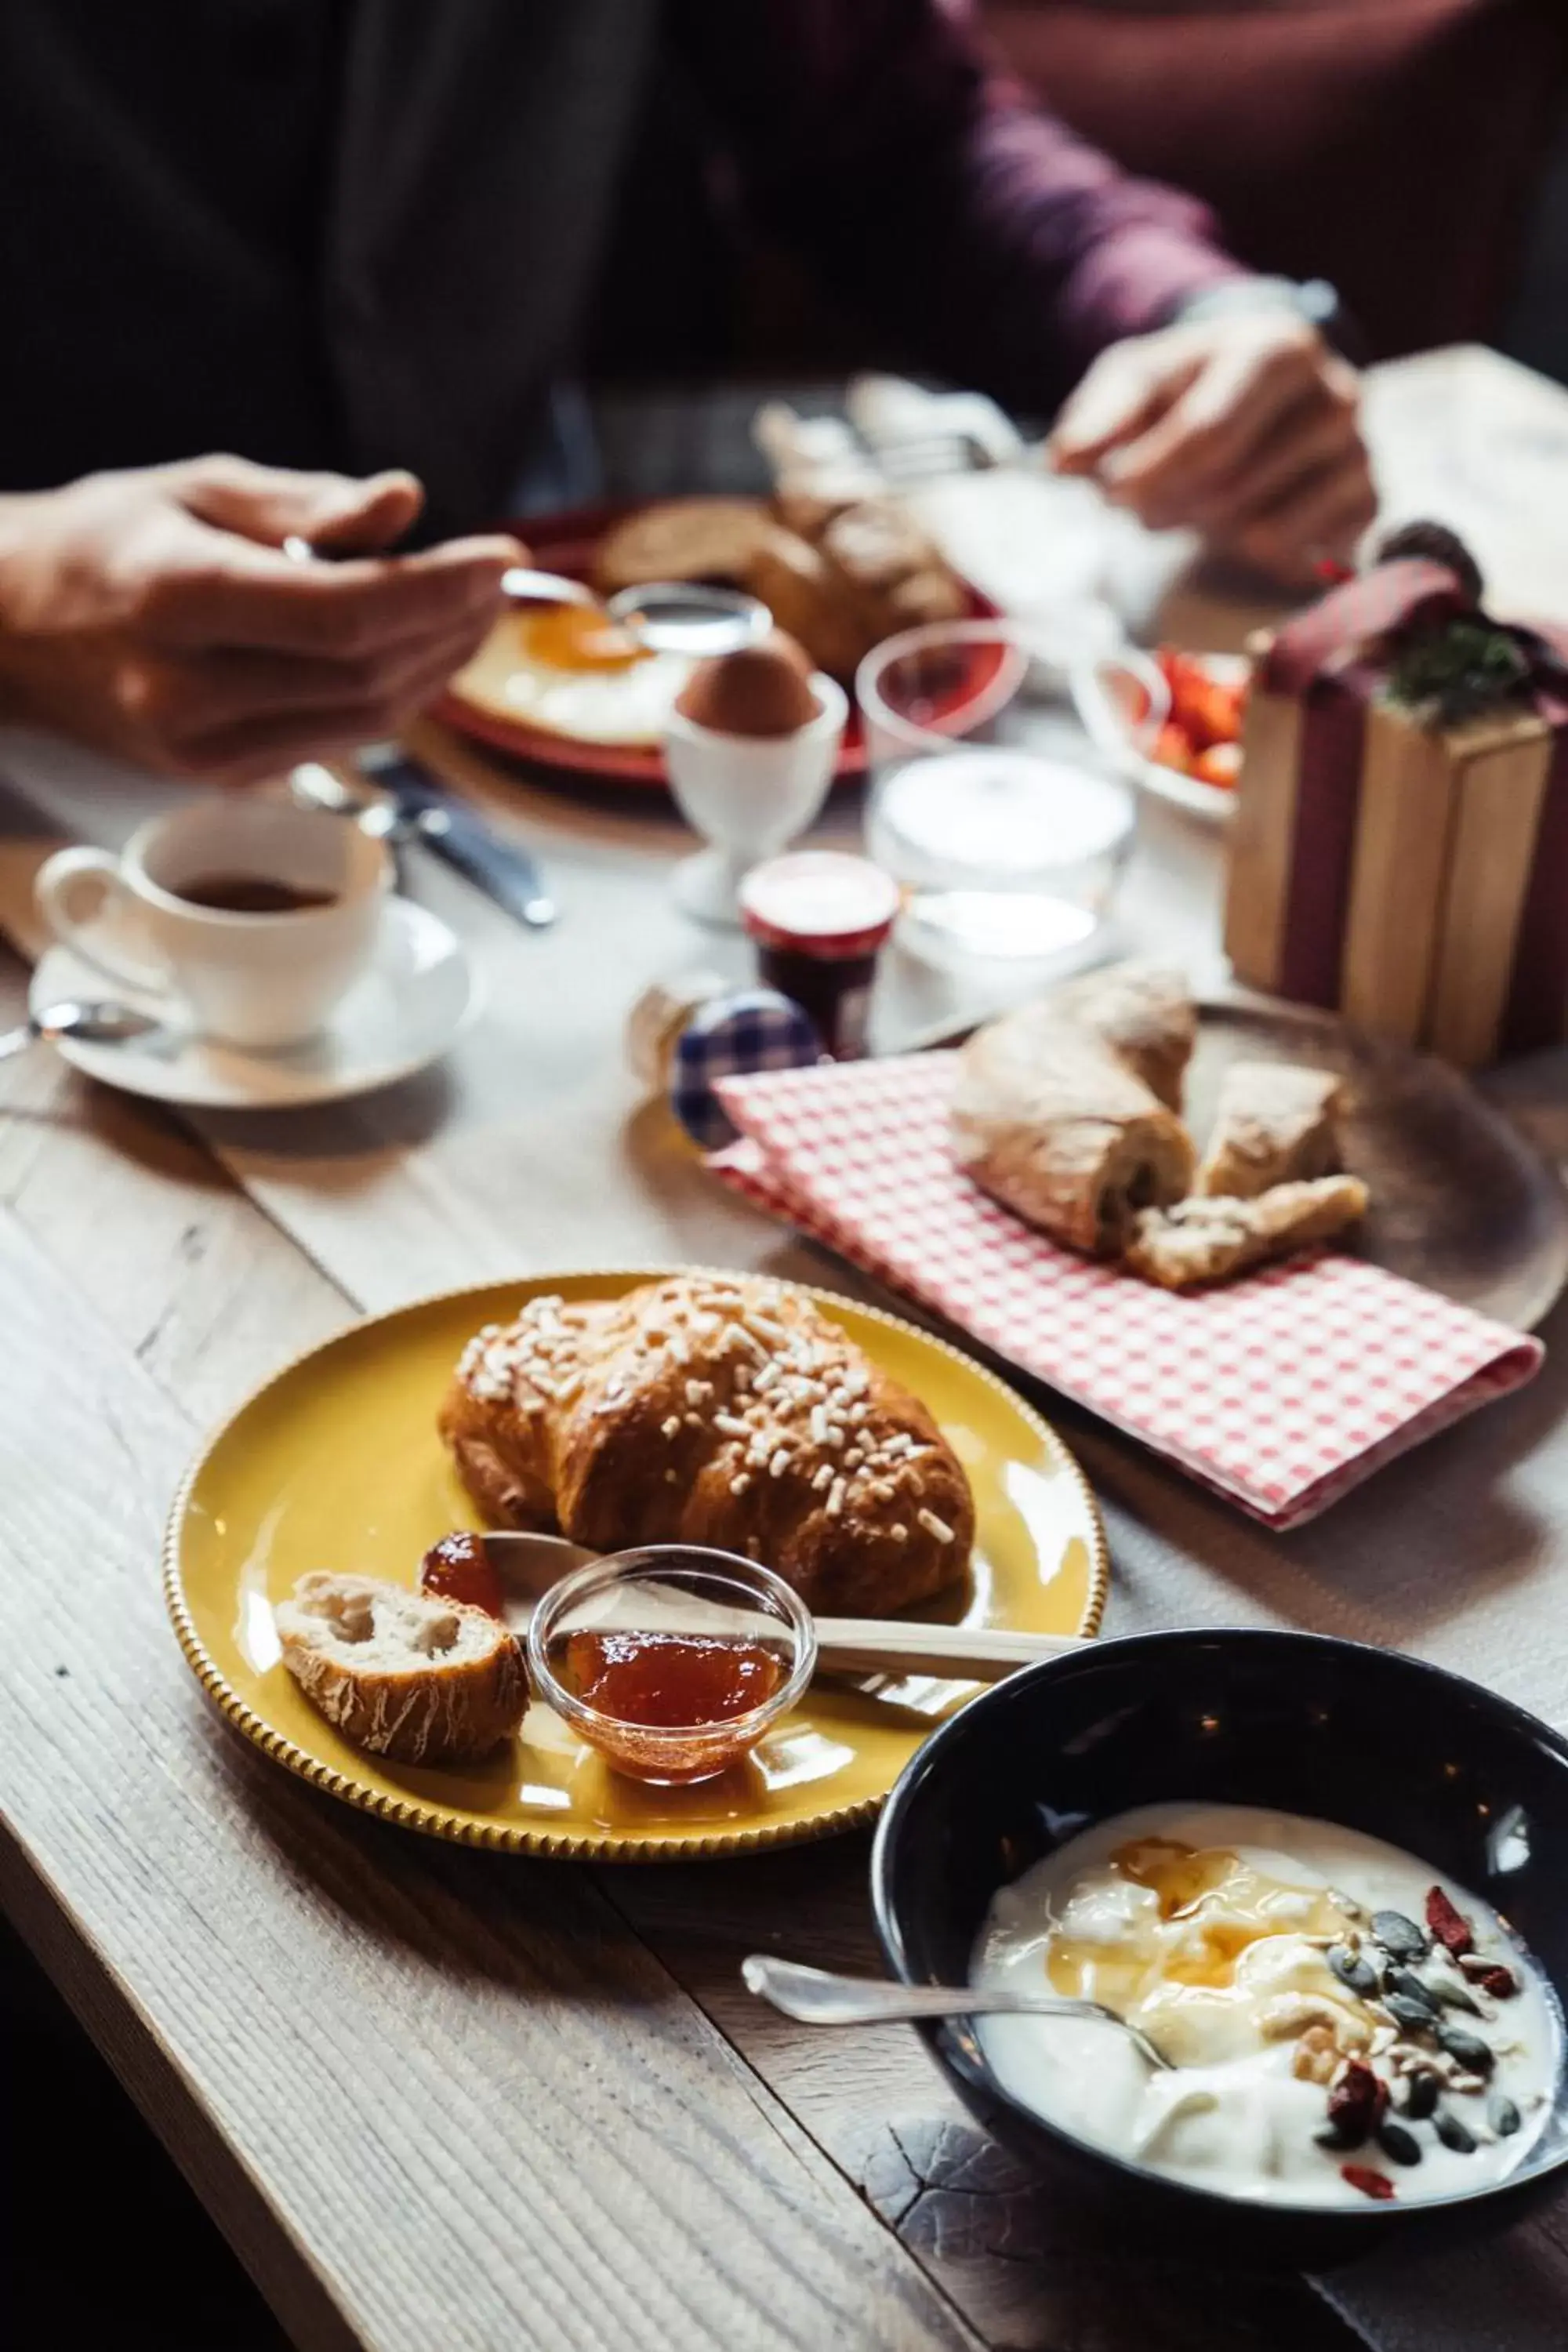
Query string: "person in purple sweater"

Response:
xmin=0 ymin=0 xmax=1372 ymax=782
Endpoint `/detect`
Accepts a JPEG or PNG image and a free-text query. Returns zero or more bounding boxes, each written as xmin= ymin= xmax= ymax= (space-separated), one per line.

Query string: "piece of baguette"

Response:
xmin=1124 ymin=1176 xmax=1369 ymax=1291
xmin=952 ymin=1007 xmax=1195 ymax=1255
xmin=1047 ymin=961 xmax=1197 ymax=1112
xmin=275 ymin=1573 xmax=526 ymax=1766
xmin=1196 ymin=1062 xmax=1344 ymax=1198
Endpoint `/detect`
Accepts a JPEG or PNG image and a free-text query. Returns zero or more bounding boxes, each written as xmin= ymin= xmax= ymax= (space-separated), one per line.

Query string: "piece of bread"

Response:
xmin=593 ymin=498 xmax=776 ymax=597
xmin=1123 ymin=1176 xmax=1369 ymax=1291
xmin=952 ymin=1007 xmax=1196 ymax=1255
xmin=1048 ymin=963 xmax=1198 ymax=1112
xmin=820 ymin=499 xmax=960 ymax=598
xmin=1197 ymin=1062 xmax=1344 ymax=1198
xmin=817 ymin=498 xmax=966 ymax=651
xmin=742 ymin=524 xmax=878 ymax=681
xmin=438 ymin=1294 xmax=626 ymax=1530
xmin=275 ymin=1573 xmax=526 ymax=1764
xmin=441 ymin=1274 xmax=975 ymax=1617
xmin=753 ymin=401 xmax=886 ymax=536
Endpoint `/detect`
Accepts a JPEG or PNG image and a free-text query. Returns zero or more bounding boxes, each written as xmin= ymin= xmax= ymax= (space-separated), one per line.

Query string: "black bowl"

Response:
xmin=870 ymin=1628 xmax=1568 ymax=2270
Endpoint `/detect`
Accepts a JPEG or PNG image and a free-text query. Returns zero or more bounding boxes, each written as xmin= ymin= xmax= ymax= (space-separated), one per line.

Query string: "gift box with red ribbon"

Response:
xmin=1225 ymin=540 xmax=1568 ymax=1067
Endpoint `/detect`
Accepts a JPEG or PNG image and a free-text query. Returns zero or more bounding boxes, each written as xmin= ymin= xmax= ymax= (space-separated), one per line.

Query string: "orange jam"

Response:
xmin=419 ymin=1531 xmax=506 ymax=1620
xmin=558 ymin=1628 xmax=786 ymax=1727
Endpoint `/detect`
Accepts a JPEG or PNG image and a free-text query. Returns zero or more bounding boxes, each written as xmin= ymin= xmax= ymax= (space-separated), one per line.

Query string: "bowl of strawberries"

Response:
xmin=1144 ymin=646 xmax=1250 ymax=820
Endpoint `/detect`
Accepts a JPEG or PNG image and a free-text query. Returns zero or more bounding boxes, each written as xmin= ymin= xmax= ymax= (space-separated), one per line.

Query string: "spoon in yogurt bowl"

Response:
xmin=741 ymin=1956 xmax=1175 ymax=2070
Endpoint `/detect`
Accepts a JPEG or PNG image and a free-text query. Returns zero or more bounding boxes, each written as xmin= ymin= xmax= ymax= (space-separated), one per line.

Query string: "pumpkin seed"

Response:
xmin=1386 ymin=1969 xmax=1438 ymax=2015
xmin=1329 ymin=1945 xmax=1380 ymax=1998
xmin=1426 ymin=1974 xmax=1483 ymax=2018
xmin=1375 ymin=2119 xmax=1423 ymax=2167
xmin=1401 ymin=2071 xmax=1439 ymax=2120
xmin=1437 ymin=2024 xmax=1494 ymax=2074
xmin=1488 ymin=2092 xmax=1522 ymax=2138
xmin=1435 ymin=2109 xmax=1477 ymax=2154
xmin=1372 ymin=1910 xmax=1428 ymax=1962
xmin=1386 ymin=1993 xmax=1439 ymax=2034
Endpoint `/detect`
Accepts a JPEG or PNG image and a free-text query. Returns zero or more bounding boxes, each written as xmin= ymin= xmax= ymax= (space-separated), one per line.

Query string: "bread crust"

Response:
xmin=1197 ymin=1062 xmax=1343 ymax=1199
xmin=276 ymin=1573 xmax=526 ymax=1765
xmin=441 ymin=1276 xmax=975 ymax=1616
xmin=437 ymin=1297 xmax=624 ymax=1528
xmin=1047 ymin=962 xmax=1197 ymax=1111
xmin=593 ymin=498 xmax=775 ymax=596
xmin=953 ymin=1011 xmax=1195 ymax=1254
xmin=743 ymin=527 xmax=877 ymax=682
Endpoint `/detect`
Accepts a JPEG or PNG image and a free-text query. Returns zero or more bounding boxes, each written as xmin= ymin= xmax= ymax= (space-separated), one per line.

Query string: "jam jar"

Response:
xmin=739 ymin=851 xmax=899 ymax=1059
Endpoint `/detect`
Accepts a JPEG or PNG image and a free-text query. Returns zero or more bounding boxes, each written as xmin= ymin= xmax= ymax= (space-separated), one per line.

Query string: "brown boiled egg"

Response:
xmin=676 ymin=630 xmax=821 ymax=739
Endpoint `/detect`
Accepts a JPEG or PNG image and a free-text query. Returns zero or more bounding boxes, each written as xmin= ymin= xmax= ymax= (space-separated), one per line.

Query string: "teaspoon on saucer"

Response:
xmin=477 ymin=1530 xmax=1090 ymax=1682
xmin=0 ymin=999 xmax=162 ymax=1062
xmin=740 ymin=1956 xmax=1174 ymax=2071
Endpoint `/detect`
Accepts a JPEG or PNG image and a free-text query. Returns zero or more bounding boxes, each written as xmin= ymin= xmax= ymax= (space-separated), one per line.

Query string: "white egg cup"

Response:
xmin=662 ymin=674 xmax=848 ymax=927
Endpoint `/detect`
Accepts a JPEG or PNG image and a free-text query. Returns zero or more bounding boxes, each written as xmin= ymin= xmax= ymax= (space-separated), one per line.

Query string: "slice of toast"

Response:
xmin=275 ymin=1573 xmax=526 ymax=1765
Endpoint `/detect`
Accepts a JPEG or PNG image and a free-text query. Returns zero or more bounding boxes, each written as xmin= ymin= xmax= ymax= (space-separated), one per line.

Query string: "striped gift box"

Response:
xmin=1225 ymin=560 xmax=1568 ymax=1069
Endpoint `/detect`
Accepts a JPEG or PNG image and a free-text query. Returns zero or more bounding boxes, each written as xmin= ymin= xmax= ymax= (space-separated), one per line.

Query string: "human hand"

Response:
xmin=0 ymin=455 xmax=521 ymax=782
xmin=1047 ymin=313 xmax=1376 ymax=587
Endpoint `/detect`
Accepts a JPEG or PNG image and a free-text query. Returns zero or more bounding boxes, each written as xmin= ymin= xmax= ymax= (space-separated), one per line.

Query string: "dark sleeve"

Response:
xmin=670 ymin=0 xmax=1247 ymax=411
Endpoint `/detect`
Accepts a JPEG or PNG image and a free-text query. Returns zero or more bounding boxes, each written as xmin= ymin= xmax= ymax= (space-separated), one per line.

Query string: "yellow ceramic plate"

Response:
xmin=165 ymin=1269 xmax=1108 ymax=1861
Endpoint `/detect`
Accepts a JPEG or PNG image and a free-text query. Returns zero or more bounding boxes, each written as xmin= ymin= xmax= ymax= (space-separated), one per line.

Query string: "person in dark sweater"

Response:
xmin=0 ymin=0 xmax=1372 ymax=782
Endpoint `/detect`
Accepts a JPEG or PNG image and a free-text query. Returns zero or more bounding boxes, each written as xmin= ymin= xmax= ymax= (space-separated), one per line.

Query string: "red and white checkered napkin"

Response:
xmin=709 ymin=1053 xmax=1544 ymax=1529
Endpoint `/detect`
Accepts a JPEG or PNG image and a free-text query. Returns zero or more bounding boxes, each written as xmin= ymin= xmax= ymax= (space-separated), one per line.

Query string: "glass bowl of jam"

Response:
xmin=525 ymin=1545 xmax=816 ymax=1785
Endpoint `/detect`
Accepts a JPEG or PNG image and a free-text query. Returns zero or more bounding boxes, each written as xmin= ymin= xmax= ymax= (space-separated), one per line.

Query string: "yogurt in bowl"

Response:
xmin=973 ymin=1802 xmax=1561 ymax=2209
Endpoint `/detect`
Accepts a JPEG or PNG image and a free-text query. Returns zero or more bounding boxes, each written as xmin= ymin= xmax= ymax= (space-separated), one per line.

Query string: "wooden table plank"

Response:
xmin=0 ymin=948 xmax=347 ymax=1425
xmin=0 ymin=1152 xmax=982 ymax=2352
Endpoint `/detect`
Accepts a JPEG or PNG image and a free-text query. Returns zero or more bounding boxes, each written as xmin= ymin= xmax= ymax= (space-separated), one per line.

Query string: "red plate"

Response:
xmin=433 ymin=499 xmax=1002 ymax=792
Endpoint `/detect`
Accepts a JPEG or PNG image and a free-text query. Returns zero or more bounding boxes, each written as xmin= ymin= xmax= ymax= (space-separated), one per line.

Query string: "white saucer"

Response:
xmin=30 ymin=897 xmax=478 ymax=1110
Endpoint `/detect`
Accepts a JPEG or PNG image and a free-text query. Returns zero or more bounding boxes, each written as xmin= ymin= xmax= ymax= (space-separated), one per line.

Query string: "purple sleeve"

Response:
xmin=672 ymin=0 xmax=1247 ymax=408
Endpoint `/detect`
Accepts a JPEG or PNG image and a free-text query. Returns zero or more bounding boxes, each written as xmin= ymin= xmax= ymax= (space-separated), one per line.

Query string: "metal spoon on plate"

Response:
xmin=0 ymin=1000 xmax=162 ymax=1061
xmin=478 ymin=1530 xmax=1090 ymax=1682
xmin=739 ymin=1955 xmax=1174 ymax=2070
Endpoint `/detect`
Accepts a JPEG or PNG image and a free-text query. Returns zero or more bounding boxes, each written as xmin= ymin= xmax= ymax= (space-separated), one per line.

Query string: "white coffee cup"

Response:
xmin=34 ymin=797 xmax=392 ymax=1049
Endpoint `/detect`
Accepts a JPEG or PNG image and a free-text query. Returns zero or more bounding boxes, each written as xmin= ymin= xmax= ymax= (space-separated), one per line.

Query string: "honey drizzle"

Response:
xmin=1045 ymin=1838 xmax=1352 ymax=2013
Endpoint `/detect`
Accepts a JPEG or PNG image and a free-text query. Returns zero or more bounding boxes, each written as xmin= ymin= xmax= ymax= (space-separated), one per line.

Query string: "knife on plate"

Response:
xmin=353 ymin=743 xmax=557 ymax=930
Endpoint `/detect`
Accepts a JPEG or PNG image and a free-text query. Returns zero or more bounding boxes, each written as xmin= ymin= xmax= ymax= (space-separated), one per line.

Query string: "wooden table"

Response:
xmin=4 ymin=348 xmax=1568 ymax=2352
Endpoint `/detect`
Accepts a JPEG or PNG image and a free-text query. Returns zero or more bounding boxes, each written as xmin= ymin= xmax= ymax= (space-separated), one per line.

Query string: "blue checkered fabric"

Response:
xmin=670 ymin=990 xmax=823 ymax=1149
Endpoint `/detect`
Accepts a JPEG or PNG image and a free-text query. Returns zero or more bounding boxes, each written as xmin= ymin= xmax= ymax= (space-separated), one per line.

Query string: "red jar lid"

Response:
xmin=739 ymin=852 xmax=900 ymax=961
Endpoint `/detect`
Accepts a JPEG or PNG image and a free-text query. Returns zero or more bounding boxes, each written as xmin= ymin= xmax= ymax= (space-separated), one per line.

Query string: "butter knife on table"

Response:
xmin=358 ymin=743 xmax=557 ymax=929
xmin=295 ymin=744 xmax=558 ymax=929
